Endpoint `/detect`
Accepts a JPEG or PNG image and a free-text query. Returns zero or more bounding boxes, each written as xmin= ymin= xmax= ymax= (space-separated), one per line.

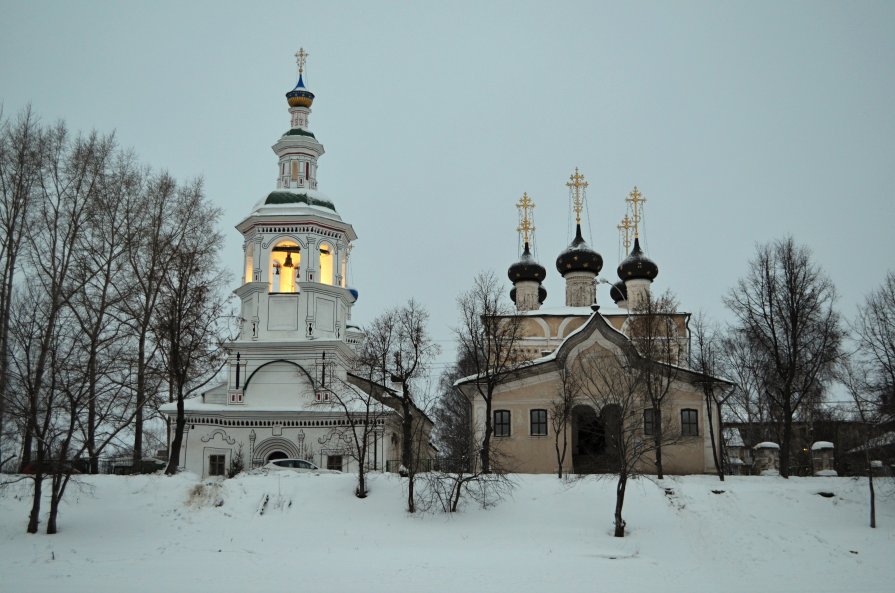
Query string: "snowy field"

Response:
xmin=1 ymin=472 xmax=893 ymax=593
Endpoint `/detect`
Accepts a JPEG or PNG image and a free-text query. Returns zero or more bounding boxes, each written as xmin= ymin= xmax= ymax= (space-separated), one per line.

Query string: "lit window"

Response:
xmin=209 ymin=455 xmax=226 ymax=477
xmin=319 ymin=242 xmax=334 ymax=285
xmin=244 ymin=242 xmax=254 ymax=284
xmin=494 ymin=410 xmax=511 ymax=437
xmin=270 ymin=241 xmax=300 ymax=292
xmin=530 ymin=409 xmax=547 ymax=436
xmin=681 ymin=409 xmax=698 ymax=436
xmin=643 ymin=409 xmax=655 ymax=436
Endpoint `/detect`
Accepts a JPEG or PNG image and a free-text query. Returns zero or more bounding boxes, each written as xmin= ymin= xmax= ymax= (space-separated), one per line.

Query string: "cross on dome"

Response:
xmin=617 ymin=213 xmax=633 ymax=252
xmin=566 ymin=168 xmax=589 ymax=225
xmin=625 ymin=186 xmax=646 ymax=238
xmin=295 ymin=48 xmax=309 ymax=76
xmin=516 ymin=192 xmax=536 ymax=245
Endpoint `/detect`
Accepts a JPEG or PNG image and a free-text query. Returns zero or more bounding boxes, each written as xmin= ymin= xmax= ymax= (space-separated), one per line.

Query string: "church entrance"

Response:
xmin=571 ymin=404 xmax=620 ymax=473
xmin=267 ymin=451 xmax=289 ymax=461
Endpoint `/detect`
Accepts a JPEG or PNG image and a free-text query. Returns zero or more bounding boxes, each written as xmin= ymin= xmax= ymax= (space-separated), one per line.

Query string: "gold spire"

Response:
xmin=516 ymin=192 xmax=535 ymax=245
xmin=295 ymin=48 xmax=309 ymax=76
xmin=625 ymin=185 xmax=646 ymax=238
xmin=617 ymin=213 xmax=633 ymax=252
xmin=566 ymin=167 xmax=588 ymax=225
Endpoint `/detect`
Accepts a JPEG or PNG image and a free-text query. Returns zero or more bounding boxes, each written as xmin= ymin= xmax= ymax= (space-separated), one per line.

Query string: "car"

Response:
xmin=262 ymin=458 xmax=341 ymax=473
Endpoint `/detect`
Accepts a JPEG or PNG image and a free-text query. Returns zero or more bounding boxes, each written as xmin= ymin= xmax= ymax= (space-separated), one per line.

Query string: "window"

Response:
xmin=319 ymin=242 xmax=334 ymax=285
xmin=270 ymin=241 xmax=300 ymax=292
xmin=643 ymin=409 xmax=655 ymax=436
xmin=209 ymin=454 xmax=226 ymax=477
xmin=291 ymin=161 xmax=299 ymax=181
xmin=681 ymin=409 xmax=698 ymax=436
xmin=530 ymin=409 xmax=547 ymax=436
xmin=327 ymin=455 xmax=343 ymax=471
xmin=494 ymin=410 xmax=511 ymax=437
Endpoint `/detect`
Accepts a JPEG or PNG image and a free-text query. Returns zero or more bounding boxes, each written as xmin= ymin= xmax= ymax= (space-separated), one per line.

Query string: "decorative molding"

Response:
xmin=200 ymin=429 xmax=236 ymax=445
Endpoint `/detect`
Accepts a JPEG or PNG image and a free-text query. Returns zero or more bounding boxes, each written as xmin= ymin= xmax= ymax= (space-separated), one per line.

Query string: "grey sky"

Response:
xmin=2 ymin=1 xmax=893 ymax=373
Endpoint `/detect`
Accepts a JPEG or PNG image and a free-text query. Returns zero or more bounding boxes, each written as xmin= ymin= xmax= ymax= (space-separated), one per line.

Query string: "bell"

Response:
xmin=283 ymin=252 xmax=294 ymax=268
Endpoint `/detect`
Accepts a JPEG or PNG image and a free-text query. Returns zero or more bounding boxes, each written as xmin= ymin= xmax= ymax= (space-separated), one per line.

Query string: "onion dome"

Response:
xmin=555 ymin=224 xmax=603 ymax=276
xmin=286 ymin=75 xmax=315 ymax=108
xmin=610 ymin=280 xmax=627 ymax=304
xmin=538 ymin=285 xmax=547 ymax=304
xmin=348 ymin=287 xmax=359 ymax=302
xmin=508 ymin=242 xmax=547 ymax=284
xmin=617 ymin=237 xmax=658 ymax=281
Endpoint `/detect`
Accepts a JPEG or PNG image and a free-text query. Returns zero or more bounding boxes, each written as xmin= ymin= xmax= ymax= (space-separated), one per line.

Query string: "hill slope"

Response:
xmin=1 ymin=472 xmax=892 ymax=593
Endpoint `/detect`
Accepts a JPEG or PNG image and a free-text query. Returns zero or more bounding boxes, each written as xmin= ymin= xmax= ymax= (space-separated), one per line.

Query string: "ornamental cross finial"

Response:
xmin=625 ymin=185 xmax=646 ymax=238
xmin=516 ymin=192 xmax=536 ymax=245
xmin=295 ymin=48 xmax=309 ymax=76
xmin=566 ymin=167 xmax=589 ymax=225
xmin=617 ymin=213 xmax=633 ymax=252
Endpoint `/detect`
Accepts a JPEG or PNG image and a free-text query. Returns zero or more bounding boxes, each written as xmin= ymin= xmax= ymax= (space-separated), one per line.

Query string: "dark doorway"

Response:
xmin=572 ymin=404 xmax=621 ymax=473
xmin=267 ymin=451 xmax=288 ymax=462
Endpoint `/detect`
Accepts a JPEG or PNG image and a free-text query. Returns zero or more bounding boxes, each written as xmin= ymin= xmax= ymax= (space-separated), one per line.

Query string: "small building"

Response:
xmin=811 ymin=441 xmax=837 ymax=476
xmin=723 ymin=428 xmax=751 ymax=475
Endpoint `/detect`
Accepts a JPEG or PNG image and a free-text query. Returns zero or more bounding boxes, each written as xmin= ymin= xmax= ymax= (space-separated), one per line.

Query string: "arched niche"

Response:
xmin=270 ymin=240 xmax=301 ymax=293
xmin=319 ymin=241 xmax=334 ymax=285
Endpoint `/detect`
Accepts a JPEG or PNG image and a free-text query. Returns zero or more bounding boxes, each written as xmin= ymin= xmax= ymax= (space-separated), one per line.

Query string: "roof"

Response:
xmin=724 ymin=427 xmax=745 ymax=448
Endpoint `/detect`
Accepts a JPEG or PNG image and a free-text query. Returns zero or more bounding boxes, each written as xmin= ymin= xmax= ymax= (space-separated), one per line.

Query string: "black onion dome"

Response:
xmin=538 ymin=285 xmax=547 ymax=304
xmin=610 ymin=280 xmax=628 ymax=304
xmin=617 ymin=237 xmax=659 ymax=281
xmin=555 ymin=224 xmax=603 ymax=276
xmin=508 ymin=243 xmax=547 ymax=284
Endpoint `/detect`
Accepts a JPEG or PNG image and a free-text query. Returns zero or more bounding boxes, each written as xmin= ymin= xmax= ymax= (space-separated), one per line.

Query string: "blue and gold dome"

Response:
xmin=286 ymin=75 xmax=315 ymax=108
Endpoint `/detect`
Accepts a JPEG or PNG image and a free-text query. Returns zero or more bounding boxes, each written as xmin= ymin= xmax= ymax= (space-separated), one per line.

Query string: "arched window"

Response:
xmin=291 ymin=161 xmax=299 ymax=181
xmin=319 ymin=242 xmax=334 ymax=285
xmin=270 ymin=240 xmax=301 ymax=293
xmin=340 ymin=250 xmax=348 ymax=287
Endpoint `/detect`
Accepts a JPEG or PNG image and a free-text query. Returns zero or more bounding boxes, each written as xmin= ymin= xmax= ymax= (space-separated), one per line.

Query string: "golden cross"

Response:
xmin=295 ymin=48 xmax=309 ymax=76
xmin=565 ymin=167 xmax=588 ymax=225
xmin=625 ymin=186 xmax=646 ymax=238
xmin=516 ymin=192 xmax=536 ymax=245
xmin=617 ymin=213 xmax=633 ymax=252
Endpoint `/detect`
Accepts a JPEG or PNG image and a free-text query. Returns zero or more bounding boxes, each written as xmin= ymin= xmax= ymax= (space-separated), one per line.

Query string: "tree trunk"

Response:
xmin=481 ymin=391 xmax=493 ymax=473
xmin=867 ymin=454 xmax=876 ymax=529
xmin=27 ymin=473 xmax=42 ymax=534
xmin=356 ymin=461 xmax=367 ymax=498
xmin=780 ymin=400 xmax=792 ymax=477
xmin=133 ymin=332 xmax=147 ymax=465
xmin=407 ymin=473 xmax=415 ymax=513
xmin=401 ymin=397 xmax=413 ymax=471
xmin=165 ymin=385 xmax=185 ymax=475
xmin=653 ymin=404 xmax=664 ymax=479
xmin=614 ymin=472 xmax=628 ymax=537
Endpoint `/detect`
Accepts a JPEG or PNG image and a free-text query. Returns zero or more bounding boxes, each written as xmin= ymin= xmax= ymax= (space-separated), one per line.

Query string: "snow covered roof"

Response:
xmin=754 ymin=441 xmax=780 ymax=450
xmin=811 ymin=441 xmax=834 ymax=451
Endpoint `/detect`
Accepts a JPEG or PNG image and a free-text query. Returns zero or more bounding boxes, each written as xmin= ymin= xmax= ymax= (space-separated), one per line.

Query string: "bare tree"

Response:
xmin=0 ymin=107 xmax=42 ymax=469
xmin=853 ymin=270 xmax=895 ymax=416
xmin=576 ymin=351 xmax=677 ymax=537
xmin=454 ymin=271 xmax=524 ymax=473
xmin=159 ymin=181 xmax=231 ymax=475
xmin=627 ymin=289 xmax=683 ymax=478
xmin=118 ymin=171 xmax=178 ymax=464
xmin=838 ymin=360 xmax=879 ymax=528
xmin=431 ymin=363 xmax=475 ymax=473
xmin=320 ymin=376 xmax=390 ymax=499
xmin=724 ymin=237 xmax=842 ymax=477
xmin=690 ymin=313 xmax=728 ymax=480
xmin=353 ymin=300 xmax=438 ymax=511
xmin=550 ymin=361 xmax=579 ymax=479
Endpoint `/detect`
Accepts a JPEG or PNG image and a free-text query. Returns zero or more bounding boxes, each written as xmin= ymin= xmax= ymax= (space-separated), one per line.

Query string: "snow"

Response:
xmin=814 ymin=470 xmax=839 ymax=477
xmin=724 ymin=427 xmax=745 ymax=448
xmin=812 ymin=441 xmax=835 ymax=451
xmin=1 ymin=473 xmax=892 ymax=593
xmin=754 ymin=441 xmax=780 ymax=449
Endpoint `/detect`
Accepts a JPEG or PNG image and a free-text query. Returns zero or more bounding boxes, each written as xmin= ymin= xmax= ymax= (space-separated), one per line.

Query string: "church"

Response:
xmin=456 ymin=172 xmax=731 ymax=475
xmin=160 ymin=51 xmax=431 ymax=478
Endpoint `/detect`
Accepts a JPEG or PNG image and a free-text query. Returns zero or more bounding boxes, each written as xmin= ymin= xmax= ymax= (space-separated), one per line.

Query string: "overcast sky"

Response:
xmin=2 ymin=1 xmax=894 ymax=374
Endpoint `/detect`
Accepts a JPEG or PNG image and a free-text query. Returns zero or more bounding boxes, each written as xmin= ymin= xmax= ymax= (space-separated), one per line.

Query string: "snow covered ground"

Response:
xmin=1 ymin=472 xmax=892 ymax=593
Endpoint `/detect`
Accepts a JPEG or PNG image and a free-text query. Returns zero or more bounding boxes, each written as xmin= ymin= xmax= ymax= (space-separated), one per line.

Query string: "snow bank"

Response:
xmin=811 ymin=441 xmax=835 ymax=451
xmin=0 ymin=473 xmax=892 ymax=593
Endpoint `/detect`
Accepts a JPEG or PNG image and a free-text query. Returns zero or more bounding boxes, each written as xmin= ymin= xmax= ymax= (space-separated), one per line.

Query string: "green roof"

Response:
xmin=264 ymin=192 xmax=336 ymax=211
xmin=284 ymin=128 xmax=316 ymax=138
